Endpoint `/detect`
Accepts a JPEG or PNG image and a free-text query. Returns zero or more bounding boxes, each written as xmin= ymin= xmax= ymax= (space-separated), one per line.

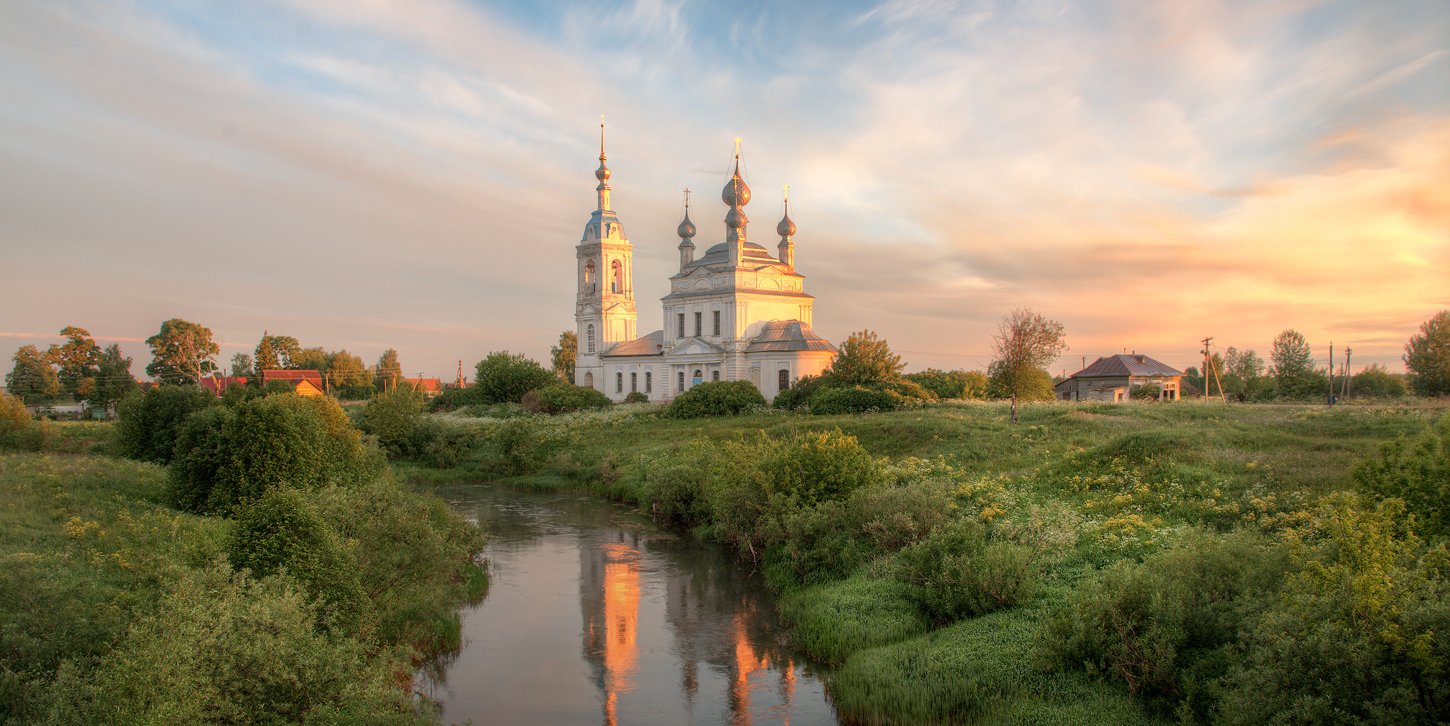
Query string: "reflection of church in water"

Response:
xmin=579 ymin=528 xmax=801 ymax=725
xmin=573 ymin=127 xmax=837 ymax=403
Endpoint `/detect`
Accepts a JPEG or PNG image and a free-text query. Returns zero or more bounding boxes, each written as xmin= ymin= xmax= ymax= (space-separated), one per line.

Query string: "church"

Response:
xmin=573 ymin=132 xmax=836 ymax=402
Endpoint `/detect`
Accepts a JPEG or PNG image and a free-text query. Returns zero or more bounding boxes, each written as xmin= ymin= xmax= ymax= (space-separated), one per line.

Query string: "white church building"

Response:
xmin=573 ymin=134 xmax=836 ymax=402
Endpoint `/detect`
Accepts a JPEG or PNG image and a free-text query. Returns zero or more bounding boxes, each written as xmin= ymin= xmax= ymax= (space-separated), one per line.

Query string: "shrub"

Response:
xmin=427 ymin=386 xmax=484 ymax=412
xmin=894 ymin=518 xmax=1037 ymax=623
xmin=355 ymin=387 xmax=426 ymax=458
xmin=665 ymin=380 xmax=766 ymax=418
xmin=473 ymin=351 xmax=554 ymax=405
xmin=1220 ymin=497 xmax=1450 ymax=724
xmin=766 ymin=429 xmax=881 ymax=506
xmin=1354 ymin=416 xmax=1450 ymax=537
xmin=772 ymin=373 xmax=827 ymax=410
xmin=849 ymin=480 xmax=954 ymax=552
xmin=43 ymin=562 xmax=423 ymax=724
xmin=809 ymin=384 xmax=903 ymax=414
xmin=411 ymin=419 xmax=478 ymax=469
xmin=227 ymin=489 xmax=366 ymax=630
xmin=0 ymin=392 xmax=37 ymax=450
xmin=521 ymin=382 xmax=612 ymax=414
xmin=166 ymin=405 xmax=237 ymax=513
xmin=905 ymin=369 xmax=988 ymax=399
xmin=622 ymin=391 xmax=649 ymax=404
xmin=1039 ymin=530 xmax=1289 ymax=717
xmin=766 ymin=500 xmax=874 ymax=587
xmin=114 ymin=385 xmax=217 ymax=464
xmin=1353 ymin=363 xmax=1408 ymax=398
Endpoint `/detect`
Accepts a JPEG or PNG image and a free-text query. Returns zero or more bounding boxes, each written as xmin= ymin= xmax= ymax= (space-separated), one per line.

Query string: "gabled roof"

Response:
xmin=602 ymin=330 xmax=665 ymax=357
xmin=200 ymin=377 xmax=249 ymax=395
xmin=406 ymin=377 xmax=442 ymax=392
xmin=1071 ymin=354 xmax=1183 ymax=379
xmin=262 ymin=369 xmax=324 ymax=385
xmin=746 ymin=320 xmax=837 ymax=353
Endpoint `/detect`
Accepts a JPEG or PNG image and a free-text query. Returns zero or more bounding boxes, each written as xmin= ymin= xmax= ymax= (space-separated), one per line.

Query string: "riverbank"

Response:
xmin=0 ymin=426 xmax=485 ymax=724
xmin=402 ymin=399 xmax=1448 ymax=724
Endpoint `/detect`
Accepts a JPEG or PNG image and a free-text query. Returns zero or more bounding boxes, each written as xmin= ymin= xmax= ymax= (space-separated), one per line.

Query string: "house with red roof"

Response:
xmin=261 ymin=369 xmax=325 ymax=397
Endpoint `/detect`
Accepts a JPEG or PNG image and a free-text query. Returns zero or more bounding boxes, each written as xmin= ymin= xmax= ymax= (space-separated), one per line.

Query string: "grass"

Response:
xmin=402 ymin=398 xmax=1447 ymax=724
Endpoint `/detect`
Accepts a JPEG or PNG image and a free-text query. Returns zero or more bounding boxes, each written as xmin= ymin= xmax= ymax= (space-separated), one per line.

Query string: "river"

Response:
xmin=417 ymin=483 xmax=839 ymax=725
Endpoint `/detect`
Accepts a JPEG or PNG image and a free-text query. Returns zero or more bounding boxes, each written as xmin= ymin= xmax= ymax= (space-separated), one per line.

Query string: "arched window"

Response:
xmin=630 ymin=372 xmax=637 ymax=392
xmin=677 ymin=371 xmax=685 ymax=391
xmin=645 ymin=372 xmax=652 ymax=393
xmin=586 ymin=325 xmax=595 ymax=354
xmin=584 ymin=259 xmax=596 ymax=293
xmin=610 ymin=260 xmax=623 ymax=294
xmin=692 ymin=369 xmax=703 ymax=386
xmin=584 ymin=371 xmax=594 ymax=388
xmin=711 ymin=370 xmax=720 ymax=382
xmin=616 ymin=372 xmax=623 ymax=393
xmin=779 ymin=369 xmax=790 ymax=392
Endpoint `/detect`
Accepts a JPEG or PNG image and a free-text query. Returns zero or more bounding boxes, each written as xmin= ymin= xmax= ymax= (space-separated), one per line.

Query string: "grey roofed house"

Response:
xmin=1056 ymin=353 xmax=1185 ymax=402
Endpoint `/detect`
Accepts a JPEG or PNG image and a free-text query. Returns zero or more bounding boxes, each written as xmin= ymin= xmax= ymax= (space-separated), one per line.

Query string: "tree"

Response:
xmin=550 ymin=331 xmax=577 ymax=383
xmin=829 ymin=330 xmax=905 ymax=385
xmin=253 ymin=331 xmax=301 ymax=373
xmin=47 ymin=326 xmax=100 ymax=399
xmin=5 ymin=345 xmax=60 ymax=403
xmin=1269 ymin=330 xmax=1314 ymax=388
xmin=1404 ymin=310 xmax=1450 ymax=397
xmin=89 ymin=343 xmax=137 ymax=409
xmin=229 ymin=353 xmax=253 ymax=378
xmin=986 ymin=361 xmax=1055 ymax=403
xmin=375 ymin=349 xmax=401 ymax=392
xmin=1224 ymin=346 xmax=1264 ymax=381
xmin=990 ymin=308 xmax=1067 ymax=422
xmin=145 ymin=318 xmax=219 ymax=384
xmin=327 ymin=350 xmax=372 ymax=399
xmin=1352 ymin=363 xmax=1407 ymax=398
xmin=292 ymin=347 xmax=330 ymax=374
xmin=473 ymin=352 xmax=555 ymax=405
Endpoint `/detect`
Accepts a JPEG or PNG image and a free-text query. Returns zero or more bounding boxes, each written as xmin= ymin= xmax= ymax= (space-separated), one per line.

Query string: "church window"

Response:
xmin=616 ymin=372 xmax=623 ymax=393
xmin=584 ymin=371 xmax=593 ymax=387
xmin=712 ymin=370 xmax=720 ymax=382
xmin=586 ymin=325 xmax=595 ymax=354
xmin=694 ymin=312 xmax=702 ymax=337
xmin=610 ymin=260 xmax=623 ymax=294
xmin=713 ymin=310 xmax=721 ymax=336
xmin=678 ymin=313 xmax=685 ymax=338
xmin=645 ymin=372 xmax=652 ymax=393
xmin=630 ymin=372 xmax=637 ymax=393
xmin=692 ymin=369 xmax=703 ymax=386
xmin=779 ymin=369 xmax=790 ymax=392
xmin=584 ymin=259 xmax=596 ymax=293
xmin=678 ymin=371 xmax=685 ymax=391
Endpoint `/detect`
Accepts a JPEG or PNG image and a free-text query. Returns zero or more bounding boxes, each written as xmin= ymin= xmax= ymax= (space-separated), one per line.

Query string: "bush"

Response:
xmin=473 ymin=352 xmax=554 ymax=405
xmin=1220 ymin=496 xmax=1450 ymax=724
xmin=665 ymin=380 xmax=766 ymax=418
xmin=894 ymin=518 xmax=1037 ymax=623
xmin=166 ymin=406 xmax=237 ymax=513
xmin=427 ymin=386 xmax=483 ymax=412
xmin=1039 ymin=530 xmax=1289 ymax=717
xmin=622 ymin=391 xmax=649 ymax=404
xmin=114 ymin=385 xmax=217 ymax=464
xmin=43 ymin=562 xmax=424 ymax=725
xmin=766 ymin=429 xmax=881 ymax=506
xmin=1355 ymin=416 xmax=1450 ymax=537
xmin=355 ymin=387 xmax=426 ymax=458
xmin=227 ymin=489 xmax=366 ymax=629
xmin=521 ymin=382 xmax=612 ymax=414
xmin=772 ymin=373 xmax=827 ymax=410
xmin=905 ymin=369 xmax=988 ymax=399
xmin=0 ymin=392 xmax=42 ymax=450
xmin=809 ymin=384 xmax=904 ymax=414
xmin=1353 ymin=363 xmax=1408 ymax=398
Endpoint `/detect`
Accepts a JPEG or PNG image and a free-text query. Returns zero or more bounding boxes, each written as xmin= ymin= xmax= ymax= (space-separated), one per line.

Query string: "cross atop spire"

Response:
xmin=594 ymin=114 xmax=611 ymax=211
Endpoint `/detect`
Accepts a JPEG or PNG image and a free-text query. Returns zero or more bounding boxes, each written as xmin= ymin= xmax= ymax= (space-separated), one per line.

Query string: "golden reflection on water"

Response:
xmin=594 ymin=542 xmax=640 ymax=726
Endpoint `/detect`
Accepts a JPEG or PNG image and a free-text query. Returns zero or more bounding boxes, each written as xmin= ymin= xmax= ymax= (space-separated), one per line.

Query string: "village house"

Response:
xmin=261 ymin=369 xmax=325 ymax=397
xmin=405 ymin=377 xmax=443 ymax=398
xmin=573 ymin=132 xmax=837 ymax=402
xmin=1056 ymin=354 xmax=1184 ymax=402
xmin=200 ymin=376 xmax=249 ymax=396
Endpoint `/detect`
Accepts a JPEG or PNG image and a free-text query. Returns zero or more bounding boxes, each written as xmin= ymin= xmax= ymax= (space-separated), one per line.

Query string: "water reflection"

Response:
xmin=420 ymin=484 xmax=835 ymax=725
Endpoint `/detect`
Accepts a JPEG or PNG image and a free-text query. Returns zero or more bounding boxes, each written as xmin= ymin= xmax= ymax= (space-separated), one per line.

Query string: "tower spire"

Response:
xmin=721 ymin=138 xmax=751 ymax=262
xmin=777 ymin=184 xmax=796 ymax=268
xmin=677 ymin=188 xmax=697 ymax=269
xmin=595 ymin=114 xmax=611 ymax=211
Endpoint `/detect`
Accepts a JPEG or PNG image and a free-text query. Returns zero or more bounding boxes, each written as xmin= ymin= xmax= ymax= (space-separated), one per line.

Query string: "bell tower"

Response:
xmin=574 ymin=119 xmax=636 ymax=390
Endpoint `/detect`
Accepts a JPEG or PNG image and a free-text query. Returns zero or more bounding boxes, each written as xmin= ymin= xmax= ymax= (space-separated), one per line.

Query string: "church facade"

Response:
xmin=573 ymin=136 xmax=836 ymax=403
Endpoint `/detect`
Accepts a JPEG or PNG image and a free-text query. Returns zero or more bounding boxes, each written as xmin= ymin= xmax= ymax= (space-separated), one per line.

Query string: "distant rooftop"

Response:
xmin=1070 ymin=354 xmax=1183 ymax=379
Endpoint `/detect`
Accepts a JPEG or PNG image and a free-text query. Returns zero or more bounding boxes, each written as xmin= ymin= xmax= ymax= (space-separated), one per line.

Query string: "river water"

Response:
xmin=417 ymin=483 xmax=838 ymax=725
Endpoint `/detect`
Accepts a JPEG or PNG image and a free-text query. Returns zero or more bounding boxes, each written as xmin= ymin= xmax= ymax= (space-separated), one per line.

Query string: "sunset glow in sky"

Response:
xmin=3 ymin=0 xmax=1447 ymax=378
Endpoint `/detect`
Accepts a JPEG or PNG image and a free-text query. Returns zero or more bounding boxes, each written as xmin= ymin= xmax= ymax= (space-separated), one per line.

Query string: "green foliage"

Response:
xmin=987 ymin=361 xmax=1055 ymax=402
xmin=1221 ymin=496 xmax=1450 ymax=724
xmin=1405 ymin=310 xmax=1450 ymax=397
xmin=253 ymin=331 xmax=301 ymax=372
xmin=550 ymin=330 xmax=577 ymax=383
xmin=166 ymin=405 xmax=237 ymax=513
xmin=356 ymin=387 xmax=426 ymax=458
xmin=427 ymin=385 xmax=485 ymax=412
xmin=144 ymin=318 xmax=219 ymax=384
xmin=906 ymin=368 xmax=988 ymax=399
xmin=473 ymin=351 xmax=554 ymax=405
xmin=327 ymin=349 xmax=372 ymax=399
xmin=88 ymin=344 xmax=137 ymax=409
xmin=894 ymin=518 xmax=1038 ymax=623
xmin=771 ymin=372 xmax=826 ymax=409
xmin=521 ymin=382 xmax=612 ymax=414
xmin=829 ymin=329 xmax=905 ymax=384
xmin=43 ymin=562 xmax=425 ymax=725
xmin=0 ymin=392 xmax=52 ymax=451
xmin=664 ymin=380 xmax=766 ymax=418
xmin=5 ymin=345 xmax=60 ymax=403
xmin=114 ymin=385 xmax=217 ymax=464
xmin=46 ymin=327 xmax=100 ymax=399
xmin=227 ymin=489 xmax=366 ymax=629
xmin=769 ymin=429 xmax=880 ymax=506
xmin=193 ymin=394 xmax=382 ymax=514
xmin=779 ymin=576 xmax=929 ymax=665
xmin=291 ymin=346 xmax=330 ymax=374
xmin=808 ymin=383 xmax=907 ymax=413
xmin=1354 ymin=363 xmax=1409 ymax=398
xmin=622 ymin=391 xmax=649 ymax=404
xmin=1269 ymin=329 xmax=1315 ymax=390
xmin=1040 ymin=530 xmax=1289 ymax=717
xmin=1355 ymin=415 xmax=1450 ymax=538
xmin=374 ymin=348 xmax=402 ymax=392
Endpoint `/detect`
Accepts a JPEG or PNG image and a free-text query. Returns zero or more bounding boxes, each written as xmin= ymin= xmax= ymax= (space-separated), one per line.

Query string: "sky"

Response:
xmin=2 ymin=0 xmax=1447 ymax=380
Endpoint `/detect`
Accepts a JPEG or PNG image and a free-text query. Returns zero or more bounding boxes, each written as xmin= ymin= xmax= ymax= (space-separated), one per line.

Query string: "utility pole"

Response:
xmin=1327 ymin=342 xmax=1334 ymax=406
xmin=1201 ymin=337 xmax=1213 ymax=401
xmin=1342 ymin=347 xmax=1352 ymax=399
xmin=457 ymin=360 xmax=464 ymax=389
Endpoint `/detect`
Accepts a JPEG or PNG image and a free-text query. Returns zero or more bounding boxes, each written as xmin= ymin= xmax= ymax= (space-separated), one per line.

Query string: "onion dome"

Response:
xmin=677 ymin=212 xmax=696 ymax=240
xmin=595 ymin=156 xmax=610 ymax=182
xmin=721 ymin=157 xmax=751 ymax=208
xmin=776 ymin=203 xmax=796 ymax=238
